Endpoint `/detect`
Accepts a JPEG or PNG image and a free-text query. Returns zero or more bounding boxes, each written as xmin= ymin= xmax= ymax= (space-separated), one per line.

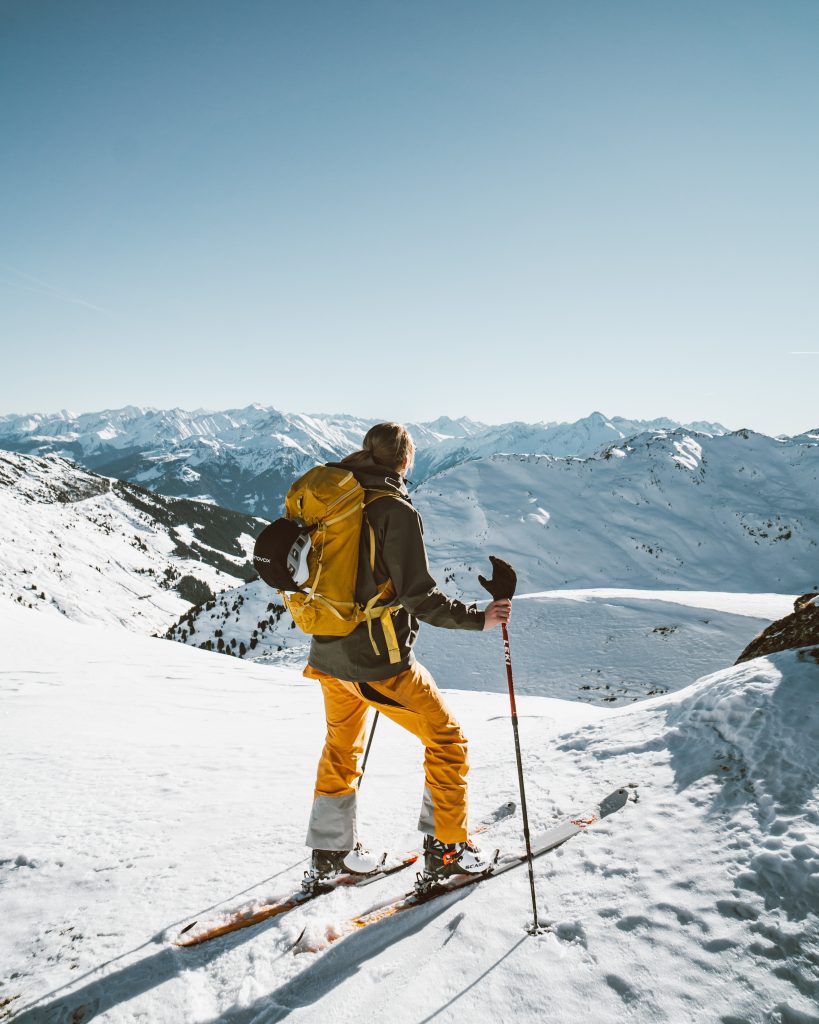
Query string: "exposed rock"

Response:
xmin=736 ymin=593 xmax=819 ymax=663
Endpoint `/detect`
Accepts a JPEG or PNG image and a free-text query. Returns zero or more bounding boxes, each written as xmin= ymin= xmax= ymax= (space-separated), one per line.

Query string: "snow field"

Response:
xmin=416 ymin=431 xmax=819 ymax=595
xmin=0 ymin=468 xmax=246 ymax=634
xmin=2 ymin=603 xmax=817 ymax=1023
xmin=187 ymin=583 xmax=789 ymax=707
xmin=415 ymin=590 xmax=791 ymax=705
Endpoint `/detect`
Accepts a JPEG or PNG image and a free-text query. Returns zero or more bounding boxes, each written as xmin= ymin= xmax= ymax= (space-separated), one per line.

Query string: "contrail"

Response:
xmin=0 ymin=262 xmax=110 ymax=314
xmin=789 ymin=351 xmax=819 ymax=355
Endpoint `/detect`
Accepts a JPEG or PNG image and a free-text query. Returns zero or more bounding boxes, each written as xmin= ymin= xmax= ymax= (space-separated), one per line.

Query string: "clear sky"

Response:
xmin=1 ymin=0 xmax=817 ymax=435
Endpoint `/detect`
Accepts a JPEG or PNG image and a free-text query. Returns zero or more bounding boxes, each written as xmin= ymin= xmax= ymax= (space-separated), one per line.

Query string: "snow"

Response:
xmin=2 ymin=602 xmax=817 ymax=1024
xmin=415 ymin=590 xmax=794 ymax=705
xmin=415 ymin=430 xmax=819 ymax=594
xmin=0 ymin=408 xmax=738 ymax=521
xmin=2 ymin=422 xmax=819 ymax=1023
xmin=0 ymin=452 xmax=250 ymax=633
xmin=525 ymin=506 xmax=550 ymax=525
xmin=175 ymin=572 xmax=795 ymax=706
xmin=173 ymin=524 xmax=196 ymax=546
xmin=517 ymin=589 xmax=796 ymax=619
xmin=671 ymin=436 xmax=703 ymax=470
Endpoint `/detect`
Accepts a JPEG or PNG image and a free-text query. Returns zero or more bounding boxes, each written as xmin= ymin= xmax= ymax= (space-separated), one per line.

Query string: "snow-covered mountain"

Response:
xmin=4 ymin=419 xmax=817 ymax=684
xmin=167 ymin=427 xmax=817 ymax=692
xmin=3 ymin=600 xmax=817 ymax=1023
xmin=0 ymin=406 xmax=730 ymax=518
xmin=0 ymin=450 xmax=261 ymax=632
xmin=418 ymin=427 xmax=819 ymax=595
xmin=411 ymin=411 xmax=729 ymax=480
xmin=0 ymin=406 xmax=375 ymax=519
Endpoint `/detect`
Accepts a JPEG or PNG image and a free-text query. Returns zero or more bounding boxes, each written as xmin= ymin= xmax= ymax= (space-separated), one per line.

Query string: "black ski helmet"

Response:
xmin=252 ymin=519 xmax=312 ymax=590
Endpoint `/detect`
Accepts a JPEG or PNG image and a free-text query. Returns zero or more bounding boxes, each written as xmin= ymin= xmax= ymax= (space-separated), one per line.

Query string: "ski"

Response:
xmin=175 ymin=800 xmax=516 ymax=948
xmin=297 ymin=786 xmax=636 ymax=952
xmin=175 ymin=853 xmax=416 ymax=947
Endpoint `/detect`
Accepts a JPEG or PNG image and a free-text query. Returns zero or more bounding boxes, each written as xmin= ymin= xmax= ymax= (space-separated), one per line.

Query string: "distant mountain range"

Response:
xmin=0 ymin=405 xmax=732 ymax=518
xmin=2 ymin=418 xmax=816 ymax=662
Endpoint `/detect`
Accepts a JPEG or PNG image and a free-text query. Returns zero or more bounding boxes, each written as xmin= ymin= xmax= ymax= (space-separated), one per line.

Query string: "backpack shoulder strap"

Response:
xmin=364 ymin=489 xmax=397 ymax=505
xmin=360 ymin=490 xmax=409 ymax=665
xmin=362 ymin=490 xmax=408 ymax=571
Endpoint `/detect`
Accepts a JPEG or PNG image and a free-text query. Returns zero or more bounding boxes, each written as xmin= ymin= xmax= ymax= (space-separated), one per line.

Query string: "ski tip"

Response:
xmin=599 ymin=786 xmax=638 ymax=818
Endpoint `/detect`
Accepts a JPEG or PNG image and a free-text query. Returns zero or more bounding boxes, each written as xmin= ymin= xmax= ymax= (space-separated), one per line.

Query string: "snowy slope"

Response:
xmin=2 ymin=603 xmax=817 ymax=1024
xmin=0 ymin=451 xmax=261 ymax=632
xmin=416 ymin=428 xmax=819 ymax=594
xmin=169 ymin=580 xmax=793 ymax=707
xmin=413 ymin=590 xmax=797 ymax=704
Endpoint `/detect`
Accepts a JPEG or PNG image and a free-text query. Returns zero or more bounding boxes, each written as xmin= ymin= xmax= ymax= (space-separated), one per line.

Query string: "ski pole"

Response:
xmin=479 ymin=555 xmax=541 ymax=934
xmin=358 ymin=710 xmax=380 ymax=789
xmin=501 ymin=621 xmax=541 ymax=933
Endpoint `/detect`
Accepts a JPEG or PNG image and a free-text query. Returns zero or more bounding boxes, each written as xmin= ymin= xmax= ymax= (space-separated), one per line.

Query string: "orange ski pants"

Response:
xmin=304 ymin=661 xmax=469 ymax=847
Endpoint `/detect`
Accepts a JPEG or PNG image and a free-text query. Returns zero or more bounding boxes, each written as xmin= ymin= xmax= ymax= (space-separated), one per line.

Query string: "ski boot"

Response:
xmin=415 ymin=836 xmax=496 ymax=894
xmin=302 ymin=843 xmax=383 ymax=893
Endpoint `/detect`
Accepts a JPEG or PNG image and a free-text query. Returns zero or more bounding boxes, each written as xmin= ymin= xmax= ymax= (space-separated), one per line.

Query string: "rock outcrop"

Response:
xmin=736 ymin=593 xmax=819 ymax=663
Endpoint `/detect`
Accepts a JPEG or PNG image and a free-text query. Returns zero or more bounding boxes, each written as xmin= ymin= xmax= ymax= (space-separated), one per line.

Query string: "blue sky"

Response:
xmin=1 ymin=0 xmax=817 ymax=434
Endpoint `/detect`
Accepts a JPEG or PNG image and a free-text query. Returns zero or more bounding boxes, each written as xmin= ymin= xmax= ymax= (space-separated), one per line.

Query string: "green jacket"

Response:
xmin=307 ymin=460 xmax=485 ymax=682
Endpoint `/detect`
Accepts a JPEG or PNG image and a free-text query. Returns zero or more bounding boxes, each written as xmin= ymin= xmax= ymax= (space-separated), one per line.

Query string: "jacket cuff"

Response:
xmin=468 ymin=607 xmax=486 ymax=631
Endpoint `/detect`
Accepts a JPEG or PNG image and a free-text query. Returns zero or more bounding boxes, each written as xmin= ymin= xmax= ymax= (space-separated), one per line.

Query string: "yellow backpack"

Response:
xmin=281 ymin=465 xmax=403 ymax=664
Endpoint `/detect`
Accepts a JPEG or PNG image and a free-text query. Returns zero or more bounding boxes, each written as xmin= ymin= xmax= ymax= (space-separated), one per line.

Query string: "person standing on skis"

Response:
xmin=302 ymin=421 xmax=512 ymax=888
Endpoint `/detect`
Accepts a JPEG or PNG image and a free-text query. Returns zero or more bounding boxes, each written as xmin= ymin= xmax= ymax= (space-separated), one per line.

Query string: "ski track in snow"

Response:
xmin=1 ymin=603 xmax=817 ymax=1024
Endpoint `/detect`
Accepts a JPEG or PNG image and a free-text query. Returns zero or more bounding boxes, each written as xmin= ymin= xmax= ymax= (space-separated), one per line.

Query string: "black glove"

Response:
xmin=478 ymin=555 xmax=517 ymax=601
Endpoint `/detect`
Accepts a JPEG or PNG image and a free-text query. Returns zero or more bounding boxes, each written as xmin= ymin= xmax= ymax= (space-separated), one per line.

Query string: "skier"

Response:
xmin=302 ymin=422 xmax=512 ymax=888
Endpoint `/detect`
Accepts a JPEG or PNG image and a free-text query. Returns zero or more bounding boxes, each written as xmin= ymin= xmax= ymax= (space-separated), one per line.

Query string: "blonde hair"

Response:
xmin=341 ymin=422 xmax=415 ymax=473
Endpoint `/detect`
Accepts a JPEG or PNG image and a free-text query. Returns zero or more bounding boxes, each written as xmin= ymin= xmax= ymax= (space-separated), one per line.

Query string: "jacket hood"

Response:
xmin=327 ymin=459 xmax=409 ymax=498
